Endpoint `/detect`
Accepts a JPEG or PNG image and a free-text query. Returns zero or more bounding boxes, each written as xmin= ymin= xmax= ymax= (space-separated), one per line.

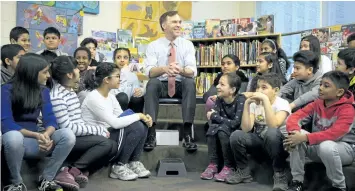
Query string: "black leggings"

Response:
xmin=109 ymin=121 xmax=148 ymax=164
xmin=116 ymin=92 xmax=144 ymax=113
xmin=207 ymin=131 xmax=234 ymax=168
xmin=67 ymin=136 xmax=117 ymax=173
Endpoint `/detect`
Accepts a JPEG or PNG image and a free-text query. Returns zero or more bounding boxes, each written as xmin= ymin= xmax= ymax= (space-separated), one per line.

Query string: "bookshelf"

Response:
xmin=192 ymin=33 xmax=282 ymax=97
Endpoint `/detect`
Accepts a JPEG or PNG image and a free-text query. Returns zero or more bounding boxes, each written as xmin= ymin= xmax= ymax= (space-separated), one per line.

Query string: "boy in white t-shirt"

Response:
xmin=226 ymin=73 xmax=291 ymax=191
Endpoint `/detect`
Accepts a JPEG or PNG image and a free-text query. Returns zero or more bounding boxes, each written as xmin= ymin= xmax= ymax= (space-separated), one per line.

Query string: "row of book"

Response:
xmin=195 ymin=40 xmax=262 ymax=66
xmin=195 ymin=70 xmax=255 ymax=95
xmin=182 ymin=15 xmax=274 ymax=39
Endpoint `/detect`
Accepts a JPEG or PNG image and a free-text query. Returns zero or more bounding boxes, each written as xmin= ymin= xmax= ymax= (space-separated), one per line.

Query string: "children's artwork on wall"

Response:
xmin=28 ymin=29 xmax=78 ymax=55
xmin=17 ymin=2 xmax=83 ymax=35
xmin=159 ymin=1 xmax=192 ymax=20
xmin=55 ymin=1 xmax=99 ymax=15
xmin=91 ymin=30 xmax=118 ymax=63
xmin=27 ymin=1 xmax=99 ymax=14
xmin=121 ymin=18 xmax=160 ymax=41
xmin=117 ymin=29 xmax=134 ymax=48
xmin=121 ymin=1 xmax=160 ymax=21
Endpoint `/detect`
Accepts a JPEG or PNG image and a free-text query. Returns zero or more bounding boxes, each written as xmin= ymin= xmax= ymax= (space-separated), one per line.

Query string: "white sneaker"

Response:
xmin=128 ymin=161 xmax=151 ymax=178
xmin=110 ymin=164 xmax=138 ymax=181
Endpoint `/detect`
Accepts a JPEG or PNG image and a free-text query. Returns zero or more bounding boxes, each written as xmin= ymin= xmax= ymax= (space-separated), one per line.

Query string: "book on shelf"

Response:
xmin=193 ymin=20 xmax=206 ymax=39
xmin=181 ymin=21 xmax=194 ymax=39
xmin=220 ymin=19 xmax=235 ymax=37
xmin=194 ymin=40 xmax=262 ymax=67
xmin=341 ymin=24 xmax=355 ymax=47
xmin=256 ymin=15 xmax=274 ymax=34
xmin=195 ymin=69 xmax=256 ymax=96
xmin=236 ymin=18 xmax=257 ymax=36
xmin=205 ymin=19 xmax=221 ymax=38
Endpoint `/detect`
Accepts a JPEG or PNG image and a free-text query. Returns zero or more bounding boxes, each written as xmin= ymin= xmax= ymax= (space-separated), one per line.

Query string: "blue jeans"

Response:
xmin=2 ymin=129 xmax=76 ymax=185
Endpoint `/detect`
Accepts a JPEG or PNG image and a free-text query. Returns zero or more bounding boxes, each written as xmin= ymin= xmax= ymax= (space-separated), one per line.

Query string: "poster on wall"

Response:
xmin=121 ymin=1 xmax=160 ymax=22
xmin=159 ymin=1 xmax=192 ymax=20
xmin=91 ymin=30 xmax=118 ymax=63
xmin=26 ymin=1 xmax=100 ymax=14
xmin=121 ymin=18 xmax=160 ymax=41
xmin=17 ymin=2 xmax=83 ymax=34
xmin=256 ymin=15 xmax=274 ymax=34
xmin=28 ymin=29 xmax=78 ymax=55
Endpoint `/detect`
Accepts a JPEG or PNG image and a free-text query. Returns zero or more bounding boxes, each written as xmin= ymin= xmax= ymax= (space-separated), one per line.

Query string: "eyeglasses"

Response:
xmin=108 ymin=74 xmax=120 ymax=78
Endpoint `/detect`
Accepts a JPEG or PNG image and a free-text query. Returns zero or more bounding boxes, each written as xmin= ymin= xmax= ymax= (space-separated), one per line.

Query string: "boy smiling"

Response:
xmin=285 ymin=71 xmax=355 ymax=191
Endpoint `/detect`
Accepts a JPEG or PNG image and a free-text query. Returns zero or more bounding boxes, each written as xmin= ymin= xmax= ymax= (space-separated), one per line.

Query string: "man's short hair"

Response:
xmin=159 ymin=11 xmax=178 ymax=31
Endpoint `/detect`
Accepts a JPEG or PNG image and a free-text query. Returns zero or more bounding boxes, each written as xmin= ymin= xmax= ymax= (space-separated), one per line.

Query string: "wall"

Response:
xmin=1 ymin=1 xmax=17 ymax=45
xmin=0 ymin=1 xmax=255 ymax=46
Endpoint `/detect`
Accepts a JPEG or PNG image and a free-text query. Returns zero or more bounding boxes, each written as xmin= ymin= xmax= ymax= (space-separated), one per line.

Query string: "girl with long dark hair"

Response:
xmin=1 ymin=53 xmax=75 ymax=191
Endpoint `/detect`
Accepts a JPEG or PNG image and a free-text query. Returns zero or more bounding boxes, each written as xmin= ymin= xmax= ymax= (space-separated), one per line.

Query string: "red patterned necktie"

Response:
xmin=168 ymin=42 xmax=176 ymax=97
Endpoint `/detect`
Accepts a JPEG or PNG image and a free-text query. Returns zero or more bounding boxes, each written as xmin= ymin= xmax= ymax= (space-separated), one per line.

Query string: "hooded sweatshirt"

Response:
xmin=1 ymin=65 xmax=13 ymax=84
xmin=279 ymin=70 xmax=322 ymax=108
xmin=286 ymin=91 xmax=355 ymax=146
xmin=202 ymin=70 xmax=248 ymax=102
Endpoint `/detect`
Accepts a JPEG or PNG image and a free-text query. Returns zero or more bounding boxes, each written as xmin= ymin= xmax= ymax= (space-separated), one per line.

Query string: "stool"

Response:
xmin=156 ymin=158 xmax=187 ymax=177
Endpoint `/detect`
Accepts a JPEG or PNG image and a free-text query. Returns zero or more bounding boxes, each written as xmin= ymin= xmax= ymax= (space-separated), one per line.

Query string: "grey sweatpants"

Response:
xmin=290 ymin=135 xmax=354 ymax=189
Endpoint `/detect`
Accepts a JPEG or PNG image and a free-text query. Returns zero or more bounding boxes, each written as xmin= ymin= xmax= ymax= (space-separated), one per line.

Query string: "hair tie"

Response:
xmin=263 ymin=38 xmax=277 ymax=49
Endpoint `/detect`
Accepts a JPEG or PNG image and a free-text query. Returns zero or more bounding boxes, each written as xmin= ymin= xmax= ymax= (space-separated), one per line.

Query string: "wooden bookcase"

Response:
xmin=190 ymin=33 xmax=282 ymax=97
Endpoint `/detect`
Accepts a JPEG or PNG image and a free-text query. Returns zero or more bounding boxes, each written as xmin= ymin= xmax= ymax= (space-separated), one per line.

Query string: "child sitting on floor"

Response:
xmin=285 ymin=71 xmax=355 ymax=191
xmin=201 ymin=72 xmax=246 ymax=182
xmin=227 ymin=73 xmax=291 ymax=191
xmin=279 ymin=50 xmax=322 ymax=112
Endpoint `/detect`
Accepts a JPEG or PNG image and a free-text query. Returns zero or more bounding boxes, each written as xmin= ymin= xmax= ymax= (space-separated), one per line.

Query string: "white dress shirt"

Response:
xmin=144 ymin=37 xmax=197 ymax=81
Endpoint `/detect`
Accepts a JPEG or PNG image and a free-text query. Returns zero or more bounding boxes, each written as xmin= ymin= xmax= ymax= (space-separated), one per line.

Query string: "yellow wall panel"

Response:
xmin=121 ymin=18 xmax=161 ymax=40
xmin=159 ymin=1 xmax=192 ymax=21
xmin=121 ymin=1 xmax=160 ymax=21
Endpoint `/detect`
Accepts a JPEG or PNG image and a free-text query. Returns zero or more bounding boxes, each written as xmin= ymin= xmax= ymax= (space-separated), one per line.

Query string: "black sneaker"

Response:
xmin=182 ymin=135 xmax=197 ymax=152
xmin=287 ymin=181 xmax=303 ymax=191
xmin=38 ymin=179 xmax=63 ymax=191
xmin=143 ymin=134 xmax=156 ymax=152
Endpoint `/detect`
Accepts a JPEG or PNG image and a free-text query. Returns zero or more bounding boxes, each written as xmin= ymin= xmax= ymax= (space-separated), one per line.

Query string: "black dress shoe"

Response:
xmin=182 ymin=135 xmax=197 ymax=152
xmin=144 ymin=135 xmax=156 ymax=152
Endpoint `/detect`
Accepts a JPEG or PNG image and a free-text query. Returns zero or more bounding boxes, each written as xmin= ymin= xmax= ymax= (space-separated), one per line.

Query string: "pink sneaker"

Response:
xmin=214 ymin=166 xmax=233 ymax=182
xmin=55 ymin=167 xmax=80 ymax=191
xmin=200 ymin=164 xmax=218 ymax=180
xmin=69 ymin=167 xmax=89 ymax=188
